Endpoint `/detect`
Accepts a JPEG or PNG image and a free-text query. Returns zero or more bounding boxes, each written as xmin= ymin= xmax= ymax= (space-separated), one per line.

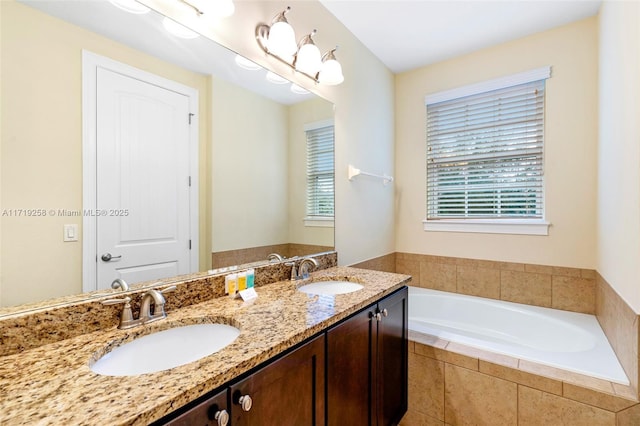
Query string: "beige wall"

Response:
xmin=597 ymin=1 xmax=640 ymax=313
xmin=394 ymin=17 xmax=598 ymax=269
xmin=212 ymin=85 xmax=334 ymax=252
xmin=0 ymin=1 xmax=210 ymax=306
xmin=288 ymin=97 xmax=334 ymax=247
xmin=142 ymin=0 xmax=396 ymax=267
xmin=210 ymin=77 xmax=289 ymax=251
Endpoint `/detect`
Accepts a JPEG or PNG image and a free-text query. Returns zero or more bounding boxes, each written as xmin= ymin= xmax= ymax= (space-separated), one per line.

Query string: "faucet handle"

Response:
xmin=285 ymin=261 xmax=299 ymax=281
xmin=101 ymin=296 xmax=131 ymax=306
xmin=101 ymin=297 xmax=137 ymax=329
xmin=159 ymin=285 xmax=177 ymax=295
xmin=110 ymin=278 xmax=129 ymax=291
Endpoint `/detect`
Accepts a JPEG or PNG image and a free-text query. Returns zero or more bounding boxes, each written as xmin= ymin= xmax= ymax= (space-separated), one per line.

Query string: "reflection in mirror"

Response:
xmin=0 ymin=0 xmax=334 ymax=309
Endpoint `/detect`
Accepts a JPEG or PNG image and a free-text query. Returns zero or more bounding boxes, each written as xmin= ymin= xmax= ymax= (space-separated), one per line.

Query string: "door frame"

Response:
xmin=81 ymin=50 xmax=199 ymax=292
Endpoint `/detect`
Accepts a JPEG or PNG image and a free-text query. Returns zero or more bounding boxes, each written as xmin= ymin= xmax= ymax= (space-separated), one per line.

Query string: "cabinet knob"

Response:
xmin=238 ymin=394 xmax=253 ymax=412
xmin=375 ymin=312 xmax=382 ymax=321
xmin=214 ymin=409 xmax=229 ymax=426
xmin=382 ymin=308 xmax=388 ymax=317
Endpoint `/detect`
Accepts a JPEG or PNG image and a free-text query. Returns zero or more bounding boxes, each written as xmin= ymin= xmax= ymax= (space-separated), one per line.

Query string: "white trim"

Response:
xmin=304 ymin=216 xmax=335 ymax=228
xmin=423 ymin=219 xmax=550 ymax=236
xmin=82 ymin=50 xmax=199 ymax=292
xmin=304 ymin=119 xmax=334 ymax=132
xmin=425 ymin=66 xmax=551 ymax=105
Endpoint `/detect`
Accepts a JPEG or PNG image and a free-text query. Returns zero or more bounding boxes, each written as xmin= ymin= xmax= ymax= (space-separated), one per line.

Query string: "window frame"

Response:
xmin=423 ymin=67 xmax=552 ymax=236
xmin=304 ymin=119 xmax=335 ymax=228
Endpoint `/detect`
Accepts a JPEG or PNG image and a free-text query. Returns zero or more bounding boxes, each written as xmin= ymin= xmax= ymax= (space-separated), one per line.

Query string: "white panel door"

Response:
xmin=96 ymin=67 xmax=191 ymax=289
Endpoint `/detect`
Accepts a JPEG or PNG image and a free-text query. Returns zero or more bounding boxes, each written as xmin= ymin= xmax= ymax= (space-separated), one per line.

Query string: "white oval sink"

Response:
xmin=298 ymin=280 xmax=364 ymax=295
xmin=91 ymin=323 xmax=240 ymax=376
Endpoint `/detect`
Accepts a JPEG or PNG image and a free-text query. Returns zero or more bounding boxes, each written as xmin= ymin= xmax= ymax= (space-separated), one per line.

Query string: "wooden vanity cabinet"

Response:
xmin=230 ymin=334 xmax=325 ymax=426
xmin=156 ymin=287 xmax=407 ymax=426
xmin=158 ymin=335 xmax=325 ymax=426
xmin=162 ymin=388 xmax=229 ymax=426
xmin=326 ymin=287 xmax=408 ymax=426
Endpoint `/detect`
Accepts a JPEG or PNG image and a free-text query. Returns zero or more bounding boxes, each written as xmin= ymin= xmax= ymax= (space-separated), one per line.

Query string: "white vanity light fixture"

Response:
xmin=109 ymin=0 xmax=150 ymax=14
xmin=263 ymin=7 xmax=298 ymax=63
xmin=256 ymin=6 xmax=345 ymax=86
xmin=294 ymin=30 xmax=322 ymax=76
xmin=318 ymin=48 xmax=344 ymax=85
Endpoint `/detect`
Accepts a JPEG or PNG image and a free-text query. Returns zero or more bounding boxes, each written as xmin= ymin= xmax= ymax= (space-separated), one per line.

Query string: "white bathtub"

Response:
xmin=408 ymin=286 xmax=629 ymax=384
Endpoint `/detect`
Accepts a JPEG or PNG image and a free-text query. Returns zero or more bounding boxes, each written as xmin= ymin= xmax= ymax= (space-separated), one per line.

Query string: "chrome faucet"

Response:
xmin=286 ymin=257 xmax=319 ymax=281
xmin=299 ymin=257 xmax=319 ymax=279
xmin=267 ymin=253 xmax=284 ymax=262
xmin=140 ymin=287 xmax=174 ymax=323
xmin=101 ymin=286 xmax=176 ymax=329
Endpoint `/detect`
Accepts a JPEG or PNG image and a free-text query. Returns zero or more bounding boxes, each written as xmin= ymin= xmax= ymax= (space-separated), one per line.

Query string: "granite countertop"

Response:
xmin=0 ymin=266 xmax=410 ymax=425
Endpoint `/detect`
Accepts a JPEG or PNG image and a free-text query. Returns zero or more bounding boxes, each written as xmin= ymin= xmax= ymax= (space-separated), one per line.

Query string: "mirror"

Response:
xmin=0 ymin=0 xmax=334 ymax=309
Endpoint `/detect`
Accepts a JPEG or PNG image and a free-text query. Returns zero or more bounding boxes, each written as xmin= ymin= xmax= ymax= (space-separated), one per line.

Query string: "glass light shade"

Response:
xmin=295 ymin=43 xmax=322 ymax=76
xmin=162 ymin=17 xmax=199 ymax=39
xmin=109 ymin=0 xmax=150 ymax=14
xmin=267 ymin=21 xmax=297 ymax=58
xmin=318 ymin=59 xmax=344 ymax=85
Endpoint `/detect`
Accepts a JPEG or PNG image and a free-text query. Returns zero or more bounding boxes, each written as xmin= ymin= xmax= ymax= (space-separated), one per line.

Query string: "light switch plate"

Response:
xmin=63 ymin=224 xmax=78 ymax=242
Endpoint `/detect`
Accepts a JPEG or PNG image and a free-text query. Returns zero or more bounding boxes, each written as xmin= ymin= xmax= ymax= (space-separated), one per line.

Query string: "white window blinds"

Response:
xmin=306 ymin=122 xmax=334 ymax=217
xmin=426 ymin=71 xmax=548 ymax=220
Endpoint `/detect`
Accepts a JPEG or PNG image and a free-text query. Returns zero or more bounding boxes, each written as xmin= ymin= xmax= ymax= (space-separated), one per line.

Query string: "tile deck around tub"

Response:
xmin=409 ymin=329 xmax=639 ymax=413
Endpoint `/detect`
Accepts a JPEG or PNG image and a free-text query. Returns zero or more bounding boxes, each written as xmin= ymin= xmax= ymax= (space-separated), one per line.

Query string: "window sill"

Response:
xmin=304 ymin=217 xmax=335 ymax=228
xmin=423 ymin=219 xmax=550 ymax=235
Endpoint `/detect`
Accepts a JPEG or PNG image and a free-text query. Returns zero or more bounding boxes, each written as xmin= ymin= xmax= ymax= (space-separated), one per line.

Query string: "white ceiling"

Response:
xmin=21 ymin=0 xmax=603 ymax=99
xmin=320 ymin=0 xmax=603 ymax=73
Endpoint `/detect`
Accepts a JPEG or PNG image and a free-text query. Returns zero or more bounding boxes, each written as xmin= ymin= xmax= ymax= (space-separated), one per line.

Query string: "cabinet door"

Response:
xmin=376 ymin=287 xmax=408 ymax=426
xmin=230 ymin=334 xmax=325 ymax=426
xmin=162 ymin=388 xmax=229 ymax=426
xmin=326 ymin=306 xmax=377 ymax=426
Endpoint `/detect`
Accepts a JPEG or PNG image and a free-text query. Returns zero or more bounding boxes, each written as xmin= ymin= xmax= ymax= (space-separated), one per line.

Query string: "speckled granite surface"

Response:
xmin=0 ymin=252 xmax=338 ymax=356
xmin=0 ymin=266 xmax=410 ymax=425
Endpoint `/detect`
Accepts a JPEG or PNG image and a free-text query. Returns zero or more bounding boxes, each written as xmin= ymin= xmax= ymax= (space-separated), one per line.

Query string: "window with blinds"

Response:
xmin=306 ymin=122 xmax=334 ymax=218
xmin=426 ymin=70 xmax=548 ymax=223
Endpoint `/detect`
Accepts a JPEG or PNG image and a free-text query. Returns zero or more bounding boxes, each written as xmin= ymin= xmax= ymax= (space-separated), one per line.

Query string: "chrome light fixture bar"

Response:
xmin=256 ymin=6 xmax=344 ymax=86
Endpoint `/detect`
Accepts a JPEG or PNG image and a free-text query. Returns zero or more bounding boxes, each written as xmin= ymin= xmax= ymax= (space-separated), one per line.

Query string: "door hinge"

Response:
xmin=188 ymin=176 xmax=192 ymax=187
xmin=188 ymin=113 xmax=195 ymax=124
xmin=189 ymin=239 xmax=192 ymax=250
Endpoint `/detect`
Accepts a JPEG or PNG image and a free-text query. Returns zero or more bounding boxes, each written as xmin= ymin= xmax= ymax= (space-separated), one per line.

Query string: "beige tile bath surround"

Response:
xmin=401 ymin=332 xmax=639 ymax=426
xmin=211 ymin=244 xmax=333 ymax=269
xmin=352 ymin=252 xmax=640 ymax=423
xmin=392 ymin=253 xmax=640 ymax=396
xmin=395 ymin=252 xmax=597 ymax=314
